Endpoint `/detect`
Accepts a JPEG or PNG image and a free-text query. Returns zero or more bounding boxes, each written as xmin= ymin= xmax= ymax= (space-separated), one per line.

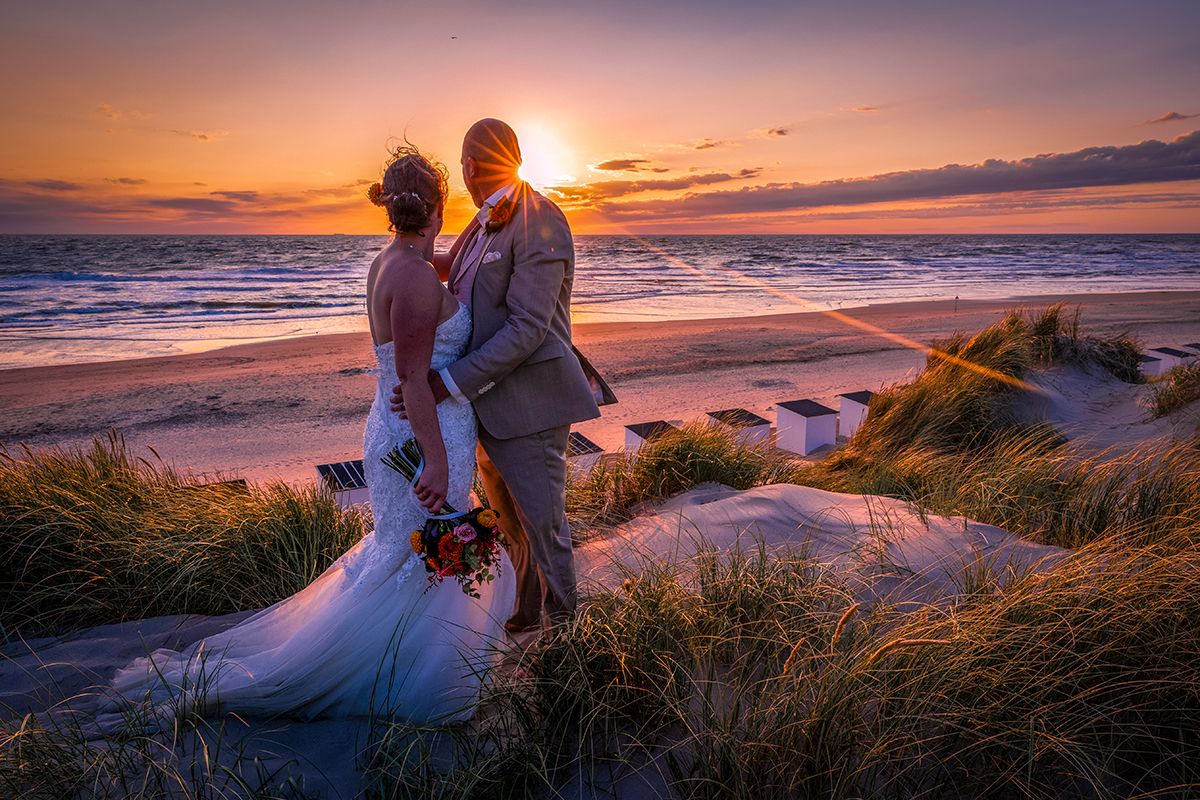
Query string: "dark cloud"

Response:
xmin=27 ymin=179 xmax=82 ymax=191
xmin=767 ymin=127 xmax=789 ymax=137
xmin=694 ymin=139 xmax=727 ymax=150
xmin=549 ymin=168 xmax=761 ymax=205
xmin=210 ymin=190 xmax=259 ymax=202
xmin=106 ymin=177 xmax=147 ymax=185
xmin=146 ymin=197 xmax=241 ymax=214
xmin=594 ymin=158 xmax=651 ymax=171
xmin=854 ymin=106 xmax=880 ymax=113
xmin=602 ymin=130 xmax=1200 ymax=219
xmin=1147 ymin=111 xmax=1199 ymax=124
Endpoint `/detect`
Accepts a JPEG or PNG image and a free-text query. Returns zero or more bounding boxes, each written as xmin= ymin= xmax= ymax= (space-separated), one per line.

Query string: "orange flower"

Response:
xmin=439 ymin=537 xmax=465 ymax=566
xmin=409 ymin=529 xmax=424 ymax=555
xmin=484 ymin=197 xmax=515 ymax=233
xmin=476 ymin=509 xmax=499 ymax=528
xmin=367 ymin=182 xmax=384 ymax=206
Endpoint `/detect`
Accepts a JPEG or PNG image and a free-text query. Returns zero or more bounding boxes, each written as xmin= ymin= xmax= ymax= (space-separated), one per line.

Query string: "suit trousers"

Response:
xmin=476 ymin=424 xmax=577 ymax=629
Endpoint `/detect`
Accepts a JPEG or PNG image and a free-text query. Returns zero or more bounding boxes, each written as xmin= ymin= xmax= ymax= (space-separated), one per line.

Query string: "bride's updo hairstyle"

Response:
xmin=367 ymin=144 xmax=449 ymax=235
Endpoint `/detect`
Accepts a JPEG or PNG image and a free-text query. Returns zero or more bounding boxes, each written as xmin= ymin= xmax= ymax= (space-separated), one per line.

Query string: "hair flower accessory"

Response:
xmin=484 ymin=196 xmax=516 ymax=233
xmin=367 ymin=182 xmax=384 ymax=206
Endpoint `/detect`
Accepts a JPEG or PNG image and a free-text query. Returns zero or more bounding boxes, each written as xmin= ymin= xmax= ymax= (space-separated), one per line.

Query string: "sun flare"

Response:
xmin=515 ymin=123 xmax=575 ymax=189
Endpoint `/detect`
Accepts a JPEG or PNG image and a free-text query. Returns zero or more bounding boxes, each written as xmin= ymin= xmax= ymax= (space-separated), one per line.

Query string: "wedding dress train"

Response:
xmin=98 ymin=303 xmax=514 ymax=727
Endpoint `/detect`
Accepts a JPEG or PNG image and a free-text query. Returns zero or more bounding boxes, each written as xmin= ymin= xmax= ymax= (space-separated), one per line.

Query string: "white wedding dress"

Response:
xmin=98 ymin=303 xmax=515 ymax=727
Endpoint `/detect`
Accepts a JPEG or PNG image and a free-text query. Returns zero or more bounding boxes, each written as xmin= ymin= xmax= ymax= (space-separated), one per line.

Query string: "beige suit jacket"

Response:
xmin=446 ymin=183 xmax=600 ymax=440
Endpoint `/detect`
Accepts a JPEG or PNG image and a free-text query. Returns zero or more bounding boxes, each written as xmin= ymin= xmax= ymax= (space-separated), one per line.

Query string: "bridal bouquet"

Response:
xmin=381 ymin=439 xmax=505 ymax=597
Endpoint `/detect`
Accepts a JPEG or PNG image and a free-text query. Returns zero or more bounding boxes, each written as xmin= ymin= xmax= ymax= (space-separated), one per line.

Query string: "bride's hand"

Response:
xmin=414 ymin=456 xmax=448 ymax=513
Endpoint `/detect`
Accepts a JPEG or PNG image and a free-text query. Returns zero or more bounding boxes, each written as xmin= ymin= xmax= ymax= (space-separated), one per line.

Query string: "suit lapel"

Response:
xmin=448 ymin=217 xmax=482 ymax=291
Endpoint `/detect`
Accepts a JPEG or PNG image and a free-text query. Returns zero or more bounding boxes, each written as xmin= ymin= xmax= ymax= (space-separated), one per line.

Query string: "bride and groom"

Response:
xmin=97 ymin=119 xmax=602 ymax=728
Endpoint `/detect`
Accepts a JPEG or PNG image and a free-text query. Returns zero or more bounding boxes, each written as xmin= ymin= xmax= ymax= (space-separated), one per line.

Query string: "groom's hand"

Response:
xmin=390 ymin=371 xmax=452 ymax=418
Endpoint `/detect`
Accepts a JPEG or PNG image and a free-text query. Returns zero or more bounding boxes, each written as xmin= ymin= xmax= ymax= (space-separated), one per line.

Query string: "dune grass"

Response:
xmin=0 ymin=431 xmax=366 ymax=639
xmin=1150 ymin=363 xmax=1200 ymax=418
xmin=362 ymin=537 xmax=1200 ymax=799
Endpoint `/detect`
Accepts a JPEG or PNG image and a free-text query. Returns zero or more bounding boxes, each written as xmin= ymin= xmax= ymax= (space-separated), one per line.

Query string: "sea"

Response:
xmin=2 ymin=233 xmax=1199 ymax=370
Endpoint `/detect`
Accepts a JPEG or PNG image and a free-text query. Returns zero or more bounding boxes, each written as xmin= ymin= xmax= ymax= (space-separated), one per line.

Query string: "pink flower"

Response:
xmin=453 ymin=523 xmax=477 ymax=543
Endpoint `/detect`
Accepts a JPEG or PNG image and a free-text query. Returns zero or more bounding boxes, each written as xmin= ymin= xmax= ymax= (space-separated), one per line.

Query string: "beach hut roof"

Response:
xmin=567 ymin=431 xmax=603 ymax=457
xmin=838 ymin=390 xmax=875 ymax=405
xmin=625 ymin=420 xmax=677 ymax=441
xmin=777 ymin=399 xmax=837 ymax=418
xmin=1150 ymin=347 xmax=1193 ymax=358
xmin=707 ymin=408 xmax=770 ymax=427
xmin=1138 ymin=354 xmax=1162 ymax=363
xmin=316 ymin=459 xmax=367 ymax=491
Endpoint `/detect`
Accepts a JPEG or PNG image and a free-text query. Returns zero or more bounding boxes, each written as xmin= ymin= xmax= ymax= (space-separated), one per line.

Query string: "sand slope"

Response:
xmin=1017 ymin=364 xmax=1199 ymax=456
xmin=579 ymin=483 xmax=1066 ymax=608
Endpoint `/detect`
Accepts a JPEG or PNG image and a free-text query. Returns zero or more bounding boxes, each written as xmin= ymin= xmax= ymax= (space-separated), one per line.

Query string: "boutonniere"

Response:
xmin=484 ymin=196 xmax=516 ymax=233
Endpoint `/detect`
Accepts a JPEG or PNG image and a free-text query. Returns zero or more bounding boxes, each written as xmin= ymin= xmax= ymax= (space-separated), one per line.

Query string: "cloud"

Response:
xmin=210 ymin=190 xmax=259 ymax=202
xmin=854 ymin=106 xmax=881 ymax=113
xmin=145 ymin=197 xmax=241 ymax=214
xmin=694 ymin=139 xmax=728 ymax=150
xmin=106 ymin=177 xmax=147 ymax=185
xmin=594 ymin=158 xmax=651 ymax=171
xmin=767 ymin=127 xmax=789 ymax=137
xmin=26 ymin=179 xmax=81 ymax=191
xmin=1147 ymin=111 xmax=1199 ymax=124
xmin=548 ymin=168 xmax=761 ymax=205
xmin=95 ymin=103 xmax=150 ymax=121
xmin=168 ymin=129 xmax=229 ymax=141
xmin=600 ymin=130 xmax=1200 ymax=219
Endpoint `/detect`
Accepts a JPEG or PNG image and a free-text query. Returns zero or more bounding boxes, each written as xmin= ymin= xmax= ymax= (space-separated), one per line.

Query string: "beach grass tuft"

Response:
xmin=1150 ymin=363 xmax=1200 ymax=418
xmin=0 ymin=430 xmax=366 ymax=638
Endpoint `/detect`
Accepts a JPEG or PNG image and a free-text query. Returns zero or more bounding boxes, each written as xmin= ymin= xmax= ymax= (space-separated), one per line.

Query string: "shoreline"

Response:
xmin=3 ymin=289 xmax=1199 ymax=485
xmin=4 ymin=287 xmax=1199 ymax=375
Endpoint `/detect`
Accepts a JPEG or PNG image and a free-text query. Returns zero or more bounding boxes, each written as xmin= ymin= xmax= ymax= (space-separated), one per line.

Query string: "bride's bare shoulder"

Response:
xmin=376 ymin=251 xmax=442 ymax=304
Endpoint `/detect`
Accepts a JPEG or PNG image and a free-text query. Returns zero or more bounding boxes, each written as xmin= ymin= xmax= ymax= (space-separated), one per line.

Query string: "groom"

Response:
xmin=394 ymin=118 xmax=600 ymax=630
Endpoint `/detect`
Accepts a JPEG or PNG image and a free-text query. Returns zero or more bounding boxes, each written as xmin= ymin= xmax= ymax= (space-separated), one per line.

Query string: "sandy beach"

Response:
xmin=3 ymin=290 xmax=1199 ymax=485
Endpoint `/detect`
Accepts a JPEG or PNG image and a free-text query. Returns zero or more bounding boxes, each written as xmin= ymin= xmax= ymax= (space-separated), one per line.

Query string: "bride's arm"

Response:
xmin=389 ymin=266 xmax=450 ymax=513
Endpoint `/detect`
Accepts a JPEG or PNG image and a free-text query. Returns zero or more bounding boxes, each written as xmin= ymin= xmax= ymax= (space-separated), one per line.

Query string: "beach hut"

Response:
xmin=837 ymin=390 xmax=875 ymax=440
xmin=1139 ymin=354 xmax=1167 ymax=378
xmin=1149 ymin=347 xmax=1195 ymax=370
xmin=706 ymin=408 xmax=771 ymax=446
xmin=775 ymin=399 xmax=837 ymax=456
xmin=625 ymin=420 xmax=677 ymax=455
xmin=1183 ymin=343 xmax=1200 ymax=357
xmin=316 ymin=459 xmax=369 ymax=510
xmin=567 ymin=431 xmax=604 ymax=475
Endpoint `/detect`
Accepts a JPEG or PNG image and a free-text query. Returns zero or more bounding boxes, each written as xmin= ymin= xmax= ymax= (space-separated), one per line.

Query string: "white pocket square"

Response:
xmin=482 ymin=251 xmax=503 ymax=265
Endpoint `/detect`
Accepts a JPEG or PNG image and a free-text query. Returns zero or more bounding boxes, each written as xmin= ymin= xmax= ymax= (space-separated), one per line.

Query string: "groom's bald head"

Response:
xmin=461 ymin=118 xmax=522 ymax=206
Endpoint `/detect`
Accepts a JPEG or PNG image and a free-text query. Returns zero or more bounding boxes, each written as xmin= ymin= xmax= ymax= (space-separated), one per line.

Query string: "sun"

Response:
xmin=515 ymin=123 xmax=575 ymax=189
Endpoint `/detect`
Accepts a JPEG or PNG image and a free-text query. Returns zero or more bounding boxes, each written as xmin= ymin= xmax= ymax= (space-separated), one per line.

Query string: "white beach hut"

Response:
xmin=567 ymin=431 xmax=604 ymax=475
xmin=706 ymin=408 xmax=771 ymax=446
xmin=775 ymin=399 xmax=837 ymax=456
xmin=837 ymin=390 xmax=875 ymax=440
xmin=316 ymin=459 xmax=369 ymax=510
xmin=1149 ymin=347 xmax=1195 ymax=371
xmin=1183 ymin=343 xmax=1200 ymax=357
xmin=625 ymin=420 xmax=678 ymax=455
xmin=1139 ymin=355 xmax=1167 ymax=378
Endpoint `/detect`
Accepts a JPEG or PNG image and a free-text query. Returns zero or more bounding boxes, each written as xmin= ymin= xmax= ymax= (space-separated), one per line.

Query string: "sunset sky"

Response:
xmin=1 ymin=0 xmax=1198 ymax=234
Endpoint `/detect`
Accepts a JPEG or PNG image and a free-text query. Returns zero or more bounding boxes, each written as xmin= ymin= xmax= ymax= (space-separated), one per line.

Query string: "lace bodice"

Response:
xmin=354 ymin=301 xmax=477 ymax=586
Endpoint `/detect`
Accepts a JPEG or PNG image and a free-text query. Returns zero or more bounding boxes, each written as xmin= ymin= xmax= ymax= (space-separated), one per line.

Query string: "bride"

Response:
xmin=96 ymin=146 xmax=515 ymax=728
